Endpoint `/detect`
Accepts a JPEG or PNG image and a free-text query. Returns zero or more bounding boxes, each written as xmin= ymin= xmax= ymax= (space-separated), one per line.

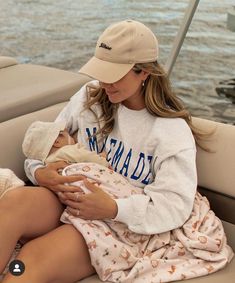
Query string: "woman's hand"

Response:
xmin=35 ymin=161 xmax=85 ymax=193
xmin=60 ymin=179 xmax=118 ymax=220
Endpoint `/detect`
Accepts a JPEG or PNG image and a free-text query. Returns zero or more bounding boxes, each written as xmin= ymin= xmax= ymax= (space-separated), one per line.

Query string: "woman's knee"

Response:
xmin=1 ymin=187 xmax=61 ymax=212
xmin=9 ymin=241 xmax=51 ymax=283
xmin=0 ymin=187 xmax=30 ymax=213
xmin=16 ymin=225 xmax=95 ymax=283
xmin=0 ymin=187 xmax=63 ymax=239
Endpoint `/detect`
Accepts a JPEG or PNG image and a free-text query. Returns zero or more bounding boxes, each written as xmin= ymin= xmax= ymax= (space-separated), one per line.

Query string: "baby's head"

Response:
xmin=22 ymin=121 xmax=75 ymax=162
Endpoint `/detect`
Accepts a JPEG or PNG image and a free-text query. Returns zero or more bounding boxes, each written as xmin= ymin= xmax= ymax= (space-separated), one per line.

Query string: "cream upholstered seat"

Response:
xmin=0 ymin=56 xmax=90 ymax=122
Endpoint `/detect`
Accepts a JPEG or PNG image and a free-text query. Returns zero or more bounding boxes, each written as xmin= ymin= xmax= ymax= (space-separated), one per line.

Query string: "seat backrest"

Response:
xmin=193 ymin=117 xmax=235 ymax=224
xmin=0 ymin=102 xmax=66 ymax=180
xmin=193 ymin=117 xmax=235 ymax=197
xmin=0 ymin=56 xmax=18 ymax=68
xmin=0 ymin=57 xmax=90 ymax=122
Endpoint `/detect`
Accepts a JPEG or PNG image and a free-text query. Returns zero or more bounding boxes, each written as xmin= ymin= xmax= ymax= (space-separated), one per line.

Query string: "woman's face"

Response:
xmin=100 ymin=69 xmax=149 ymax=110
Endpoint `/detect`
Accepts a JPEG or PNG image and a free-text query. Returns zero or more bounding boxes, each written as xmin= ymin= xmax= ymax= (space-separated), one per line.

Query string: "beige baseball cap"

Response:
xmin=79 ymin=20 xmax=159 ymax=83
xmin=22 ymin=121 xmax=66 ymax=162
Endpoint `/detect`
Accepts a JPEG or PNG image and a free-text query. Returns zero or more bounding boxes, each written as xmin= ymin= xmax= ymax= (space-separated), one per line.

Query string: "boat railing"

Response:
xmin=165 ymin=0 xmax=200 ymax=76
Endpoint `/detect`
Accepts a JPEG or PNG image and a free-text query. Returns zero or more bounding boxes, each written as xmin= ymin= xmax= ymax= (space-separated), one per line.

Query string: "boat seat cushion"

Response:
xmin=0 ymin=56 xmax=18 ymax=69
xmin=0 ymin=57 xmax=90 ymax=122
xmin=193 ymin=117 xmax=235 ymax=198
xmin=0 ymin=102 xmax=67 ymax=180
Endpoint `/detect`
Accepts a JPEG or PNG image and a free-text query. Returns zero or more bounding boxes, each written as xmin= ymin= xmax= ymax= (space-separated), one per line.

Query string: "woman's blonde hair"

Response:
xmin=84 ymin=61 xmax=211 ymax=150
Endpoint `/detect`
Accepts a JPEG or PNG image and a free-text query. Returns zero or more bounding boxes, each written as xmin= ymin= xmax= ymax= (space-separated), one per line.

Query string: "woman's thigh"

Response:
xmin=5 ymin=224 xmax=95 ymax=283
xmin=0 ymin=187 xmax=64 ymax=240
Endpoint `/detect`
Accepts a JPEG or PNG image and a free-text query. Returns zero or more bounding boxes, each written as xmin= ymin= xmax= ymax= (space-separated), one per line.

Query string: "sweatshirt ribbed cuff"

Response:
xmin=113 ymin=198 xmax=133 ymax=224
xmin=31 ymin=164 xmax=45 ymax=185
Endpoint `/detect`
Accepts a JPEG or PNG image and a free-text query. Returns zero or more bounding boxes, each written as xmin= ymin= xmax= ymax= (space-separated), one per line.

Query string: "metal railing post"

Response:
xmin=165 ymin=0 xmax=200 ymax=76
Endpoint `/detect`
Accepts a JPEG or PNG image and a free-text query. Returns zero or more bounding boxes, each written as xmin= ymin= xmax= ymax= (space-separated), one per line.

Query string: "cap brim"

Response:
xmin=78 ymin=56 xmax=135 ymax=84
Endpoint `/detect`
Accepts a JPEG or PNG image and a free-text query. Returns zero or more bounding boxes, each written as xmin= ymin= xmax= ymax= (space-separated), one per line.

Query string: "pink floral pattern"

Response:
xmin=61 ymin=163 xmax=234 ymax=283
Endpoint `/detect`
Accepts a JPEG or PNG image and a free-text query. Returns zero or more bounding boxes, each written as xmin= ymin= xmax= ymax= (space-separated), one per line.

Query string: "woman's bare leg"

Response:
xmin=3 ymin=224 xmax=95 ymax=283
xmin=0 ymin=187 xmax=63 ymax=273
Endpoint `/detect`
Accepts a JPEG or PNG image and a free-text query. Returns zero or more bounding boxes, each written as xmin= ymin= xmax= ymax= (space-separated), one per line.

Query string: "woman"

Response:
xmin=0 ymin=20 xmax=232 ymax=283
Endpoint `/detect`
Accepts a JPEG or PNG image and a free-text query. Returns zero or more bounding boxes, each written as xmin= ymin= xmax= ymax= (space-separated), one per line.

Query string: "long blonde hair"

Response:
xmin=84 ymin=61 xmax=211 ymax=149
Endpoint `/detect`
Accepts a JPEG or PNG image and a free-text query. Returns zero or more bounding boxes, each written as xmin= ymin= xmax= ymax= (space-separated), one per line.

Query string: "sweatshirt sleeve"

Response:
xmin=114 ymin=147 xmax=197 ymax=234
xmin=24 ymin=159 xmax=45 ymax=185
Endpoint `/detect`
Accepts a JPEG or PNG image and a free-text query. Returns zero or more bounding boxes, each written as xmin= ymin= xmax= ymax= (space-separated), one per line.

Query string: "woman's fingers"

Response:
xmin=58 ymin=191 xmax=85 ymax=206
xmin=57 ymin=174 xmax=86 ymax=185
xmin=57 ymin=179 xmax=117 ymax=220
xmin=35 ymin=161 xmax=86 ymax=189
xmin=63 ymin=198 xmax=81 ymax=209
xmin=50 ymin=183 xmax=83 ymax=193
xmin=82 ymin=179 xmax=100 ymax=192
xmin=66 ymin=207 xmax=82 ymax=217
xmin=60 ymin=191 xmax=84 ymax=201
xmin=35 ymin=161 xmax=67 ymax=186
xmin=62 ymin=179 xmax=118 ymax=220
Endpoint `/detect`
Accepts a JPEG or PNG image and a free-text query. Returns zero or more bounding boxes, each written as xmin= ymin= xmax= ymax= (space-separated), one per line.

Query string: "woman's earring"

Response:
xmin=142 ymin=81 xmax=145 ymax=87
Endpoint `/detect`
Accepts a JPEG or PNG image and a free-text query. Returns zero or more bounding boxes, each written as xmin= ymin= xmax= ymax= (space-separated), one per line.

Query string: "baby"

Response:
xmin=22 ymin=120 xmax=110 ymax=168
xmin=22 ymin=120 xmax=141 ymax=198
xmin=0 ymin=120 xmax=109 ymax=200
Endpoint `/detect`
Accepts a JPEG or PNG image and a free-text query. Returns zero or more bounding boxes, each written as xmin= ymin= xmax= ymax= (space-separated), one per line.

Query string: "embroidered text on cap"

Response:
xmin=99 ymin=43 xmax=112 ymax=50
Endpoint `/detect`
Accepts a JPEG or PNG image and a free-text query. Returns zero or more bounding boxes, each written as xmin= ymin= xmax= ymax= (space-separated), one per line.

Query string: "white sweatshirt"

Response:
xmin=25 ymin=81 xmax=197 ymax=234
